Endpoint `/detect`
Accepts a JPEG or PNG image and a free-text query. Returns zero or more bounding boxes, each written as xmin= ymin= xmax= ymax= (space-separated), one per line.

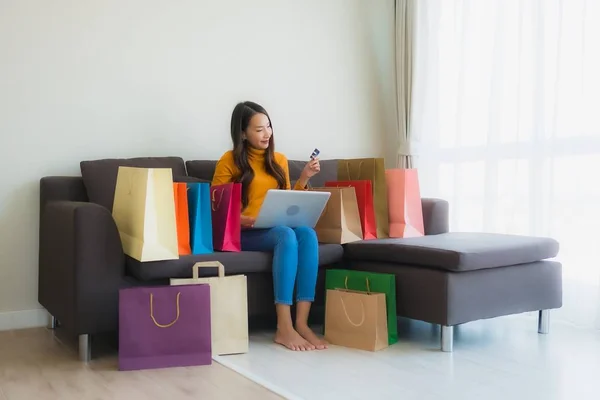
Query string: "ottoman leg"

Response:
xmin=538 ymin=310 xmax=550 ymax=334
xmin=441 ymin=325 xmax=454 ymax=352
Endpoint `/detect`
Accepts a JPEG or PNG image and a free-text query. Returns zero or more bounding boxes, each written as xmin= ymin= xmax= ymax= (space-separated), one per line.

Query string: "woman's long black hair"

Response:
xmin=230 ymin=101 xmax=287 ymax=210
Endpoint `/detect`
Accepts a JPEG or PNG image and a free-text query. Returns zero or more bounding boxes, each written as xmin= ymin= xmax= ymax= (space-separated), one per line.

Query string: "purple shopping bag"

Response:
xmin=118 ymin=284 xmax=212 ymax=371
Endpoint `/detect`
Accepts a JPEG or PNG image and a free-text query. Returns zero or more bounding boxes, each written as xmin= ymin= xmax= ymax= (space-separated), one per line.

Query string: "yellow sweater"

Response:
xmin=211 ymin=147 xmax=306 ymax=218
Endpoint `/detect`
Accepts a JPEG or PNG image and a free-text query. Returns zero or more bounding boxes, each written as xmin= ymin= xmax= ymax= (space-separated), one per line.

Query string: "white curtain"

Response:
xmin=395 ymin=0 xmax=416 ymax=168
xmin=412 ymin=0 xmax=600 ymax=330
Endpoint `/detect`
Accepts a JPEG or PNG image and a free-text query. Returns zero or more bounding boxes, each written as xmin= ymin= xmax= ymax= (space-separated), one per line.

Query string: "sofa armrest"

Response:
xmin=422 ymin=198 xmax=449 ymax=235
xmin=38 ymin=201 xmax=125 ymax=335
xmin=40 ymin=176 xmax=88 ymax=207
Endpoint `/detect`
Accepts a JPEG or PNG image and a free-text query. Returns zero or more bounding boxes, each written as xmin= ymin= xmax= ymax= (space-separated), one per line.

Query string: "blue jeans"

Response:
xmin=241 ymin=226 xmax=319 ymax=305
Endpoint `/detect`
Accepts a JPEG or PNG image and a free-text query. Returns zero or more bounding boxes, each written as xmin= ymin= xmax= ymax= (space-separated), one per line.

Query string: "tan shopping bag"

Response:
xmin=112 ymin=166 xmax=179 ymax=262
xmin=337 ymin=158 xmax=389 ymax=238
xmin=170 ymin=261 xmax=249 ymax=356
xmin=324 ymin=283 xmax=388 ymax=352
xmin=310 ymin=187 xmax=363 ymax=244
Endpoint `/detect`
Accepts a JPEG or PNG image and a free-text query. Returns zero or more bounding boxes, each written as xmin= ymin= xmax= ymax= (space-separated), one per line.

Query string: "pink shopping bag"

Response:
xmin=385 ymin=169 xmax=425 ymax=238
xmin=210 ymin=183 xmax=242 ymax=252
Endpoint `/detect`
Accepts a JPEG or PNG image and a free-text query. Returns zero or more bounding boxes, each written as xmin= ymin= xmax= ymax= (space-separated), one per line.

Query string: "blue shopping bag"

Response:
xmin=187 ymin=183 xmax=214 ymax=254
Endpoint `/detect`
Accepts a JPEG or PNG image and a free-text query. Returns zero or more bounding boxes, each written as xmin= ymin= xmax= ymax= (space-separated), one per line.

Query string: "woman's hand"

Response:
xmin=301 ymin=158 xmax=321 ymax=179
xmin=241 ymin=215 xmax=255 ymax=228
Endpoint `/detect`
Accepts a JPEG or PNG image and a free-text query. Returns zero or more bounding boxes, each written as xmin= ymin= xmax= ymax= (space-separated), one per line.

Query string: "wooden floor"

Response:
xmin=0 ymin=327 xmax=281 ymax=400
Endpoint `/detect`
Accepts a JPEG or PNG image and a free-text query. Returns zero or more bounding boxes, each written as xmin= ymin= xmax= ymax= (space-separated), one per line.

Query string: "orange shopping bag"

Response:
xmin=173 ymin=183 xmax=192 ymax=255
xmin=385 ymin=169 xmax=424 ymax=238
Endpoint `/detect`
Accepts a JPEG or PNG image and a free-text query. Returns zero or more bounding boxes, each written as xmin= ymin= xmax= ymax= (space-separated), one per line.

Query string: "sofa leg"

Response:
xmin=47 ymin=314 xmax=58 ymax=330
xmin=538 ymin=310 xmax=550 ymax=334
xmin=441 ymin=325 xmax=453 ymax=352
xmin=79 ymin=334 xmax=91 ymax=362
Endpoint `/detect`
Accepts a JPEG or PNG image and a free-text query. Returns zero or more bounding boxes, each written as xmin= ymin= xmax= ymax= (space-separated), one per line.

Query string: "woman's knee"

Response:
xmin=293 ymin=226 xmax=318 ymax=242
xmin=270 ymin=226 xmax=297 ymax=245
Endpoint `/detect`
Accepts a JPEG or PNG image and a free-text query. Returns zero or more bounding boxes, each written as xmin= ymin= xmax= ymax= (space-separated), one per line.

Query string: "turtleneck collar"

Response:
xmin=247 ymin=146 xmax=266 ymax=159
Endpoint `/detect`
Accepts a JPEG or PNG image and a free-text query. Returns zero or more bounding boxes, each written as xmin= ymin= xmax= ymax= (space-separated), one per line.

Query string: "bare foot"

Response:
xmin=274 ymin=327 xmax=315 ymax=351
xmin=296 ymin=324 xmax=328 ymax=350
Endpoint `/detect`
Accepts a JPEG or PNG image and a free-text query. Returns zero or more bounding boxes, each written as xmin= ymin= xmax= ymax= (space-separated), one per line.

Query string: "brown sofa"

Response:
xmin=38 ymin=156 xmax=561 ymax=361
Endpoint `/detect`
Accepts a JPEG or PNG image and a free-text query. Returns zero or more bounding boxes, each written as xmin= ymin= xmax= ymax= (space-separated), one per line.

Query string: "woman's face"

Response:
xmin=244 ymin=113 xmax=272 ymax=150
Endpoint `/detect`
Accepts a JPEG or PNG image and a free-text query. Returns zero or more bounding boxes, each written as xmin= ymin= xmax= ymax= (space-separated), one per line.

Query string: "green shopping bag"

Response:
xmin=325 ymin=269 xmax=398 ymax=345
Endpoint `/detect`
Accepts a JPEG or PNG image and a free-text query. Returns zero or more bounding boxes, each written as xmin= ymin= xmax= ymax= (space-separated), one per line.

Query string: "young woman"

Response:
xmin=212 ymin=101 xmax=327 ymax=351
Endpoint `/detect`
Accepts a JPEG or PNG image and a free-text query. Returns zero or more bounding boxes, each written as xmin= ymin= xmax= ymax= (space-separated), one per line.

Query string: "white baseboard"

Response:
xmin=0 ymin=308 xmax=48 ymax=331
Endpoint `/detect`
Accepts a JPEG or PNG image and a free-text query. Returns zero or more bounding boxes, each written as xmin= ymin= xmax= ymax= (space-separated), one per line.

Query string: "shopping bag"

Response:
xmin=324 ymin=180 xmax=377 ymax=240
xmin=171 ymin=261 xmax=248 ymax=356
xmin=385 ymin=169 xmax=425 ymax=238
xmin=325 ymin=269 xmax=398 ymax=345
xmin=337 ymin=158 xmax=389 ymax=238
xmin=173 ymin=183 xmax=191 ymax=255
xmin=324 ymin=286 xmax=388 ymax=352
xmin=112 ymin=166 xmax=178 ymax=262
xmin=310 ymin=187 xmax=363 ymax=244
xmin=211 ymin=183 xmax=242 ymax=252
xmin=187 ymin=182 xmax=214 ymax=254
xmin=118 ymin=284 xmax=212 ymax=370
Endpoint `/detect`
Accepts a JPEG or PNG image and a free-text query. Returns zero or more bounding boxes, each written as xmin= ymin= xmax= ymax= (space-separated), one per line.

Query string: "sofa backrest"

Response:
xmin=76 ymin=156 xmax=340 ymax=211
xmin=287 ymin=159 xmax=339 ymax=187
xmin=80 ymin=157 xmax=186 ymax=211
xmin=185 ymin=160 xmax=217 ymax=182
xmin=186 ymin=158 xmax=340 ymax=188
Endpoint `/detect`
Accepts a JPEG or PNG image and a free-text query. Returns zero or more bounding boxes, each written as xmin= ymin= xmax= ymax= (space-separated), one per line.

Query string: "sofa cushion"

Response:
xmin=186 ymin=159 xmax=340 ymax=188
xmin=343 ymin=232 xmax=559 ymax=272
xmin=80 ymin=157 xmax=186 ymax=211
xmin=127 ymin=244 xmax=344 ymax=281
xmin=317 ymin=243 xmax=345 ymax=265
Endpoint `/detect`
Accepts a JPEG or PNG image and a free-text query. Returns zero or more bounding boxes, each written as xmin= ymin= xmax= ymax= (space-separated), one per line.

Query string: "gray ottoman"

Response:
xmin=343 ymin=232 xmax=562 ymax=351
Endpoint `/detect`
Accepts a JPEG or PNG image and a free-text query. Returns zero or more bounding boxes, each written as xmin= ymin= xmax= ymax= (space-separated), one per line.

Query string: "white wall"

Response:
xmin=0 ymin=0 xmax=395 ymax=327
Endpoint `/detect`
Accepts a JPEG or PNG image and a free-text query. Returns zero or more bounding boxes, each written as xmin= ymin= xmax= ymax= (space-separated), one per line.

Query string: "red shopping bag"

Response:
xmin=173 ymin=183 xmax=192 ymax=255
xmin=385 ymin=169 xmax=424 ymax=238
xmin=210 ymin=183 xmax=241 ymax=252
xmin=324 ymin=180 xmax=377 ymax=240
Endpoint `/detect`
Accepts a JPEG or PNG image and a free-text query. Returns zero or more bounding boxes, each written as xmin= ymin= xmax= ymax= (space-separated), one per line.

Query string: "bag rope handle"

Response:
xmin=211 ymin=188 xmax=225 ymax=211
xmin=344 ymin=161 xmax=365 ymax=181
xmin=344 ymin=276 xmax=371 ymax=293
xmin=149 ymin=292 xmax=181 ymax=328
xmin=339 ymin=295 xmax=366 ymax=327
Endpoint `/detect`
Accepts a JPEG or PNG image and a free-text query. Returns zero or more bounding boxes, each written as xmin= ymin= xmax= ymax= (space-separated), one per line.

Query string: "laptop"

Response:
xmin=253 ymin=189 xmax=331 ymax=229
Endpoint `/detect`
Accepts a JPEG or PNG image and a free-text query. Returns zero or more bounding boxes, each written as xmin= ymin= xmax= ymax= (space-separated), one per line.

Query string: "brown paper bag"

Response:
xmin=112 ymin=166 xmax=179 ymax=262
xmin=337 ymin=158 xmax=389 ymax=238
xmin=324 ymin=288 xmax=388 ymax=352
xmin=310 ymin=187 xmax=363 ymax=244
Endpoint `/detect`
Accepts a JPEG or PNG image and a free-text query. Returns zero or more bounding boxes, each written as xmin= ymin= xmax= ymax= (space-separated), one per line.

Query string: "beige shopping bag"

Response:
xmin=324 ymin=284 xmax=388 ymax=352
xmin=170 ymin=261 xmax=249 ymax=356
xmin=310 ymin=187 xmax=363 ymax=244
xmin=112 ymin=166 xmax=178 ymax=262
xmin=337 ymin=158 xmax=389 ymax=238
